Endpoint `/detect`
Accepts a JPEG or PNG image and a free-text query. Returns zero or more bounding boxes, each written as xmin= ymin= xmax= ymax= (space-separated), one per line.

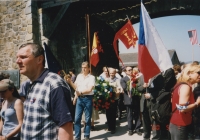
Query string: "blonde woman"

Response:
xmin=170 ymin=64 xmax=200 ymax=140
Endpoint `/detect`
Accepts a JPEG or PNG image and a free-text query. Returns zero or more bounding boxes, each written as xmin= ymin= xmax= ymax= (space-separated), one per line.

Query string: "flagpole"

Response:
xmin=192 ymin=45 xmax=194 ymax=62
xmin=86 ymin=14 xmax=91 ymax=72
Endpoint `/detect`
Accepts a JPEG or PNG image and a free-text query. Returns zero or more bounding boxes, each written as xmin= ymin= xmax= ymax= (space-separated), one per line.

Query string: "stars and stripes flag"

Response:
xmin=138 ymin=2 xmax=172 ymax=83
xmin=188 ymin=30 xmax=198 ymax=45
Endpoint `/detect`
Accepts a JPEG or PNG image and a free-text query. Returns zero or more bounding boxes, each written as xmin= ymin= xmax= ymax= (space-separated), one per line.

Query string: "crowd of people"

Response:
xmin=0 ymin=42 xmax=200 ymax=140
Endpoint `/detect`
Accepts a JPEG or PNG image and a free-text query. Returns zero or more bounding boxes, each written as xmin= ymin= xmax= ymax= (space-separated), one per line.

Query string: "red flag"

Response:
xmin=188 ymin=30 xmax=198 ymax=45
xmin=138 ymin=3 xmax=172 ymax=82
xmin=90 ymin=32 xmax=101 ymax=67
xmin=113 ymin=20 xmax=138 ymax=65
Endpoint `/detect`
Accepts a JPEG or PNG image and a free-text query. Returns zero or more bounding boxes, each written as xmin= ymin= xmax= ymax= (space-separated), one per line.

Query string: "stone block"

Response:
xmin=15 ymin=1 xmax=22 ymax=7
xmin=25 ymin=6 xmax=31 ymax=15
xmin=0 ymin=26 xmax=5 ymax=33
xmin=22 ymin=21 xmax=28 ymax=27
xmin=5 ymin=32 xmax=9 ymax=37
xmin=13 ymin=39 xmax=18 ymax=44
xmin=19 ymin=35 xmax=25 ymax=40
xmin=0 ymin=39 xmax=4 ymax=45
xmin=13 ymin=19 xmax=21 ymax=26
xmin=27 ymin=18 xmax=32 ymax=25
xmin=20 ymin=27 xmax=27 ymax=31
xmin=13 ymin=26 xmax=18 ymax=32
xmin=7 ymin=7 xmax=14 ymax=14
xmin=25 ymin=33 xmax=33 ymax=41
xmin=27 ymin=25 xmax=32 ymax=33
xmin=0 ymin=6 xmax=7 ymax=13
xmin=7 ymin=23 xmax=12 ymax=29
xmin=19 ymin=32 xmax=26 ymax=35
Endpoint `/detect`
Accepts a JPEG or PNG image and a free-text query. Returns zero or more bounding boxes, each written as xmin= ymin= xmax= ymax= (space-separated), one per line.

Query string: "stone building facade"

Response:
xmin=0 ymin=0 xmax=40 ymax=82
xmin=0 ymin=0 xmax=119 ymax=84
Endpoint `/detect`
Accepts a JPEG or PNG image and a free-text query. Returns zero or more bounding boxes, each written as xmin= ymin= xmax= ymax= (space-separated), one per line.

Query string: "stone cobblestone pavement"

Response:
xmin=74 ymin=112 xmax=144 ymax=140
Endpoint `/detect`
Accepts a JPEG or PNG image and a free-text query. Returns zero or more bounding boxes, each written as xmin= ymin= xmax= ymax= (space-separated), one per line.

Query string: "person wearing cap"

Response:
xmin=16 ymin=43 xmax=73 ymax=140
xmin=0 ymin=79 xmax=23 ymax=140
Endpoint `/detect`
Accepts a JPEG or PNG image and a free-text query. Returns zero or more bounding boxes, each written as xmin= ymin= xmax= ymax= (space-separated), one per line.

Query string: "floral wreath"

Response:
xmin=93 ymin=76 xmax=116 ymax=110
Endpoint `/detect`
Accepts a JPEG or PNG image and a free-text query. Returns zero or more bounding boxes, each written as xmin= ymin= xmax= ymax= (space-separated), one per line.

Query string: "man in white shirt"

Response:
xmin=105 ymin=68 xmax=122 ymax=134
xmin=67 ymin=62 xmax=95 ymax=140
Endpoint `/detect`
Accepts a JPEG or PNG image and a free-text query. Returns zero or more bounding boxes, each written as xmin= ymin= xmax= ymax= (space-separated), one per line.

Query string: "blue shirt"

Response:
xmin=21 ymin=69 xmax=73 ymax=139
xmin=0 ymin=102 xmax=19 ymax=137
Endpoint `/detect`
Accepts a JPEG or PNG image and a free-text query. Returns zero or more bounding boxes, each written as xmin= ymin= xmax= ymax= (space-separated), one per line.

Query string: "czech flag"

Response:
xmin=138 ymin=3 xmax=172 ymax=83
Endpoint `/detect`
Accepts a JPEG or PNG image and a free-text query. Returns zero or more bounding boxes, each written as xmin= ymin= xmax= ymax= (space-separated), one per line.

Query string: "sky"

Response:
xmin=119 ymin=15 xmax=200 ymax=63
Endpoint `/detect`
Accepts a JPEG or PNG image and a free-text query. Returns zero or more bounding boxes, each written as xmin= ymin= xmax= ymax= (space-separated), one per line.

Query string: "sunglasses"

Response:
xmin=127 ymin=69 xmax=133 ymax=71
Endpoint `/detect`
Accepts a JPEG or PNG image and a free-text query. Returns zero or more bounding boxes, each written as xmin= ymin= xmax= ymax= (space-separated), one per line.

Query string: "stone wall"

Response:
xmin=0 ymin=0 xmax=40 ymax=82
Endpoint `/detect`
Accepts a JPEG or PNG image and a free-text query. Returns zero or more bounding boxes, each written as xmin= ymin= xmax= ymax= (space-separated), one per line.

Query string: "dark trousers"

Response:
xmin=106 ymin=101 xmax=117 ymax=130
xmin=132 ymin=95 xmax=142 ymax=132
xmin=126 ymin=105 xmax=134 ymax=130
xmin=117 ymin=93 xmax=124 ymax=118
xmin=142 ymin=100 xmax=170 ymax=140
xmin=142 ymin=103 xmax=152 ymax=140
xmin=169 ymin=123 xmax=189 ymax=140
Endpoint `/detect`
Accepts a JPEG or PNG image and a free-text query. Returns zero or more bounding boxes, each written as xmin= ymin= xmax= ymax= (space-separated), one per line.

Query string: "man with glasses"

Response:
xmin=120 ymin=66 xmax=135 ymax=136
xmin=16 ymin=43 xmax=73 ymax=140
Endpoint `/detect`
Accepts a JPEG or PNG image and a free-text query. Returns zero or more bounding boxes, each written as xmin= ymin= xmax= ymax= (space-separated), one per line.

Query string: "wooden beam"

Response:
xmin=46 ymin=4 xmax=70 ymax=38
xmin=41 ymin=0 xmax=79 ymax=9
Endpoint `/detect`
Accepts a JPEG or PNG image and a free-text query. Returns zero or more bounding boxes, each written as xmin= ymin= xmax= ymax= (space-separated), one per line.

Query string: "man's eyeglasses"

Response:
xmin=127 ymin=69 xmax=133 ymax=71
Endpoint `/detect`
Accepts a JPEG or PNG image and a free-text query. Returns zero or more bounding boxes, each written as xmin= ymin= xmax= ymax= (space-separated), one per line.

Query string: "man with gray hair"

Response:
xmin=16 ymin=43 xmax=73 ymax=140
xmin=105 ymin=68 xmax=123 ymax=134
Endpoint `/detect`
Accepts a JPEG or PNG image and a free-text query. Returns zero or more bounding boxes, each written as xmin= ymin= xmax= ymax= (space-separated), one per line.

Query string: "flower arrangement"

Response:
xmin=93 ymin=76 xmax=116 ymax=110
xmin=126 ymin=72 xmax=141 ymax=96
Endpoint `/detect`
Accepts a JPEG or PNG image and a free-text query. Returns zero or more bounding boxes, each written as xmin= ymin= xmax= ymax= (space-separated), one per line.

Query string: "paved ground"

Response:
xmin=74 ymin=112 xmax=144 ymax=140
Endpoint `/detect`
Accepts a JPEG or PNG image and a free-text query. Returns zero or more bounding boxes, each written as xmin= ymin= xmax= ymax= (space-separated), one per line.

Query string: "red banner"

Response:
xmin=113 ymin=20 xmax=138 ymax=65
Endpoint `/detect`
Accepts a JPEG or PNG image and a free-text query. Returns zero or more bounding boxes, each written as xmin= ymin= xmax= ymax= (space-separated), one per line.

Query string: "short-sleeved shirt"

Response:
xmin=19 ymin=80 xmax=30 ymax=97
xmin=74 ymin=73 xmax=95 ymax=95
xmin=21 ymin=69 xmax=73 ymax=139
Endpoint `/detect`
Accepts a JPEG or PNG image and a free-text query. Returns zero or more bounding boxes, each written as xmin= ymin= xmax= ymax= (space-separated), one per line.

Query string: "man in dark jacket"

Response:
xmin=120 ymin=66 xmax=142 ymax=136
xmin=138 ymin=73 xmax=164 ymax=140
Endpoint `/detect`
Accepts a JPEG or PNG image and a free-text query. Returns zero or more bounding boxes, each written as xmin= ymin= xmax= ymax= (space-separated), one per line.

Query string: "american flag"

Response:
xmin=188 ymin=29 xmax=198 ymax=45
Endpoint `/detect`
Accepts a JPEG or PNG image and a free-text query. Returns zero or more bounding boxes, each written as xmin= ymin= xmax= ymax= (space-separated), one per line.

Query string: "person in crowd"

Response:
xmin=131 ymin=67 xmax=143 ymax=136
xmin=0 ymin=79 xmax=23 ymax=140
xmin=173 ymin=64 xmax=181 ymax=79
xmin=170 ymin=64 xmax=200 ymax=140
xmin=121 ymin=66 xmax=126 ymax=77
xmin=193 ymin=82 xmax=200 ymax=139
xmin=193 ymin=61 xmax=199 ymax=65
xmin=66 ymin=61 xmax=95 ymax=140
xmin=115 ymin=69 xmax=122 ymax=79
xmin=120 ymin=66 xmax=142 ymax=136
xmin=138 ymin=73 xmax=164 ymax=140
xmin=105 ymin=68 xmax=122 ymax=134
xmin=0 ymin=73 xmax=10 ymax=110
xmin=69 ymin=68 xmax=76 ymax=83
xmin=16 ymin=43 xmax=73 ymax=140
xmin=100 ymin=67 xmax=110 ymax=81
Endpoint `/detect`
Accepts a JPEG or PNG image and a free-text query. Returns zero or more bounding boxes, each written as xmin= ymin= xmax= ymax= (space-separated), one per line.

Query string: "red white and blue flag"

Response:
xmin=188 ymin=30 xmax=198 ymax=45
xmin=138 ymin=3 xmax=172 ymax=83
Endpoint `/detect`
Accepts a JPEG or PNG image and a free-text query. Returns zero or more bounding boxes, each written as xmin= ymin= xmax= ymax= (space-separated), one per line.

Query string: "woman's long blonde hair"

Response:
xmin=177 ymin=63 xmax=200 ymax=84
